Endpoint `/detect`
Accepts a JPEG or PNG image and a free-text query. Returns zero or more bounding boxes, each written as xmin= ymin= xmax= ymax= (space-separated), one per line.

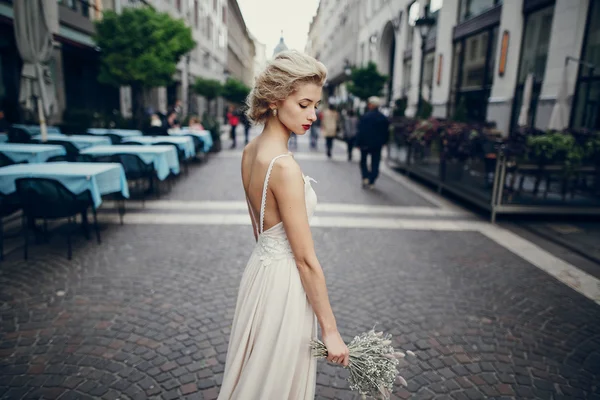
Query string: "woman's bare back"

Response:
xmin=241 ymin=138 xmax=293 ymax=237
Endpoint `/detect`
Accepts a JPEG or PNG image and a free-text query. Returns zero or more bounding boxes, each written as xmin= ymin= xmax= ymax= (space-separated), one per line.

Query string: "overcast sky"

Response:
xmin=237 ymin=0 xmax=320 ymax=57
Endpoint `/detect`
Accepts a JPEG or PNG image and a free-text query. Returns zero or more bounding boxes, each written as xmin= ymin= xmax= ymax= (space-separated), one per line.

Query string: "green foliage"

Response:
xmin=527 ymin=132 xmax=585 ymax=171
xmin=94 ymin=8 xmax=195 ymax=88
xmin=416 ymin=98 xmax=433 ymax=119
xmin=585 ymin=134 xmax=600 ymax=164
xmin=193 ymin=78 xmax=223 ymax=101
xmin=202 ymin=112 xmax=221 ymax=152
xmin=346 ymin=62 xmax=388 ymax=101
xmin=222 ymin=78 xmax=251 ymax=105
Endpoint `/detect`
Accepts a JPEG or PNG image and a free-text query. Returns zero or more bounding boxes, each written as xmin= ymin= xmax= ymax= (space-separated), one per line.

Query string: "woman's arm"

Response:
xmin=270 ymin=157 xmax=349 ymax=366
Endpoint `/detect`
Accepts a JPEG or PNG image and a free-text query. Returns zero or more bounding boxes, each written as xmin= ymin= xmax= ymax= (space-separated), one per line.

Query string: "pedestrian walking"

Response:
xmin=321 ymin=105 xmax=338 ymax=158
xmin=227 ymin=105 xmax=240 ymax=149
xmin=240 ymin=109 xmax=251 ymax=145
xmin=218 ymin=50 xmax=349 ymax=400
xmin=355 ymin=96 xmax=390 ymax=189
xmin=309 ymin=109 xmax=321 ymax=150
xmin=343 ymin=109 xmax=358 ymax=161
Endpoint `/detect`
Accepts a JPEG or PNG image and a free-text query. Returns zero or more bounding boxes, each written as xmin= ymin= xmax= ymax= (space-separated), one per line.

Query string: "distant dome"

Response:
xmin=273 ymin=33 xmax=288 ymax=56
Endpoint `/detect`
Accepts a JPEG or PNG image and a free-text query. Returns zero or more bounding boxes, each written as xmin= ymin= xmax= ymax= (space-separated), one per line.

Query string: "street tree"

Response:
xmin=222 ymin=78 xmax=251 ymax=106
xmin=346 ymin=62 xmax=388 ymax=101
xmin=192 ymin=77 xmax=223 ymax=113
xmin=94 ymin=7 xmax=195 ymax=126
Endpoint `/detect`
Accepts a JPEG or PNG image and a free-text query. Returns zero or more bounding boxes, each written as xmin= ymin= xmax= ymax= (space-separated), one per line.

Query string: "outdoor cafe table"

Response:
xmin=87 ymin=128 xmax=142 ymax=138
xmin=81 ymin=145 xmax=180 ymax=180
xmin=0 ymin=143 xmax=66 ymax=163
xmin=0 ymin=162 xmax=129 ymax=208
xmin=12 ymin=124 xmax=62 ymax=135
xmin=32 ymin=134 xmax=112 ymax=149
xmin=169 ymin=129 xmax=213 ymax=152
xmin=122 ymin=135 xmax=195 ymax=159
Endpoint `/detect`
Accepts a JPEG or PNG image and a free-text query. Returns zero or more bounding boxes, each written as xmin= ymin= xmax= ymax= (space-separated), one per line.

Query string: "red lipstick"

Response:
xmin=302 ymin=124 xmax=311 ymax=130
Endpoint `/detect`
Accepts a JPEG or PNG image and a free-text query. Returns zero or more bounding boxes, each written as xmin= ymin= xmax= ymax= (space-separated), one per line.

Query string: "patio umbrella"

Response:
xmin=548 ymin=63 xmax=569 ymax=131
xmin=13 ymin=0 xmax=57 ymax=142
xmin=518 ymin=73 xmax=534 ymax=127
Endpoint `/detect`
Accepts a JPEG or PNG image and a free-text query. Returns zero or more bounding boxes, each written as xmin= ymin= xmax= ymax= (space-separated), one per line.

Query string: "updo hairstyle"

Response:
xmin=246 ymin=50 xmax=327 ymax=124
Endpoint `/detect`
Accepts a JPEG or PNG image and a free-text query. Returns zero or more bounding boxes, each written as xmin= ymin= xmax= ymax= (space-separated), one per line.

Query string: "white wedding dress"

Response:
xmin=218 ymin=153 xmax=318 ymax=400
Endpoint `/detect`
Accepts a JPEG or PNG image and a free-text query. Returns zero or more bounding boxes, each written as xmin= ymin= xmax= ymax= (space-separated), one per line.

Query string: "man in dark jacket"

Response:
xmin=355 ymin=96 xmax=390 ymax=189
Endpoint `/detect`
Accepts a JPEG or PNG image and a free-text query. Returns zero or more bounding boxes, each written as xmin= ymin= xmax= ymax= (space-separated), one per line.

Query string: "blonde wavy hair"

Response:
xmin=246 ymin=50 xmax=327 ymax=124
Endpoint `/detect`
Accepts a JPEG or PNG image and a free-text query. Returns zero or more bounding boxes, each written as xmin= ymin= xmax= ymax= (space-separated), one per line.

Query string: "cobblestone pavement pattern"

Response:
xmin=1 ymin=133 xmax=599 ymax=400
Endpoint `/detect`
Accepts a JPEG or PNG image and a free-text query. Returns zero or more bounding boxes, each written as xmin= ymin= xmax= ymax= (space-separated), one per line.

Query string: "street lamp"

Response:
xmin=344 ymin=59 xmax=352 ymax=76
xmin=414 ymin=5 xmax=435 ymax=117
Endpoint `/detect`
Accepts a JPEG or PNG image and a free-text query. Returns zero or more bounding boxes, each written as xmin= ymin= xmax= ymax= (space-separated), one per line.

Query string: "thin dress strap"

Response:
xmin=260 ymin=153 xmax=291 ymax=234
xmin=245 ymin=196 xmax=259 ymax=238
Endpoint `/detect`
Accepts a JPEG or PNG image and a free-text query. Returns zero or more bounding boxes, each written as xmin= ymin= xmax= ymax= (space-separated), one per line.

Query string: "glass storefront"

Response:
xmin=450 ymin=27 xmax=498 ymax=122
xmin=511 ymin=4 xmax=555 ymax=130
xmin=572 ymin=0 xmax=600 ymax=130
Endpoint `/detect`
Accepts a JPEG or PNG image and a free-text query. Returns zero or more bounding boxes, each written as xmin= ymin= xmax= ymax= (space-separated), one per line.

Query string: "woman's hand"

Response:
xmin=322 ymin=331 xmax=349 ymax=367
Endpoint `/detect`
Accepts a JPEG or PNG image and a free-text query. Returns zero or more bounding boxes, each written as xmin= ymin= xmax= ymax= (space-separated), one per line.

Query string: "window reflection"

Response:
xmin=459 ymin=0 xmax=502 ymax=23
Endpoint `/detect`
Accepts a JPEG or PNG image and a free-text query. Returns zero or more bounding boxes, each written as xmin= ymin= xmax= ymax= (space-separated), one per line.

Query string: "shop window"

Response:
xmin=517 ymin=5 xmax=554 ymax=84
xmin=572 ymin=0 xmax=600 ymax=129
xmin=423 ymin=51 xmax=435 ymax=97
xmin=459 ymin=0 xmax=502 ymax=23
xmin=510 ymin=5 xmax=554 ymax=130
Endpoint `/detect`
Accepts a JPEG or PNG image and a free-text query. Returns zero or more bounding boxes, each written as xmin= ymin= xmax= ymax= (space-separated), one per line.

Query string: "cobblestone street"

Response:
xmin=1 ymin=132 xmax=600 ymax=400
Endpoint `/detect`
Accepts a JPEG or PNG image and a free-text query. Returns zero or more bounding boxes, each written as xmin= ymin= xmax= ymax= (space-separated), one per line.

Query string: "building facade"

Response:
xmin=251 ymin=35 xmax=267 ymax=78
xmin=306 ymin=0 xmax=360 ymax=107
xmin=121 ymin=0 xmax=229 ymax=119
xmin=0 ymin=0 xmax=236 ymax=124
xmin=226 ymin=0 xmax=255 ymax=88
xmin=0 ymin=0 xmax=121 ymax=124
xmin=309 ymin=0 xmax=599 ymax=135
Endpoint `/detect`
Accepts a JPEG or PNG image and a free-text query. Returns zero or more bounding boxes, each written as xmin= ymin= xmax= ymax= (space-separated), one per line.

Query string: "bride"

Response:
xmin=217 ymin=50 xmax=349 ymax=399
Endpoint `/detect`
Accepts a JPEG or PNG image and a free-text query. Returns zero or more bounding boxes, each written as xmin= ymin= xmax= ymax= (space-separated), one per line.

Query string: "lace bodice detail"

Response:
xmin=251 ymin=154 xmax=317 ymax=265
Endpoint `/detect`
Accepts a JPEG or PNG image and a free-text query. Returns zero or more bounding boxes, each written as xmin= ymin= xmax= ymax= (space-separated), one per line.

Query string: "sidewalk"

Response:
xmin=520 ymin=221 xmax=600 ymax=265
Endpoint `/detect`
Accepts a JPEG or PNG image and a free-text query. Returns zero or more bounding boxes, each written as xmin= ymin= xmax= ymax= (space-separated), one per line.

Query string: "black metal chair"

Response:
xmin=47 ymin=154 xmax=95 ymax=163
xmin=144 ymin=126 xmax=169 ymax=136
xmin=104 ymin=133 xmax=123 ymax=144
xmin=0 ymin=192 xmax=22 ymax=261
xmin=182 ymin=135 xmax=204 ymax=157
xmin=7 ymin=126 xmax=33 ymax=143
xmin=110 ymin=153 xmax=157 ymax=199
xmin=15 ymin=178 xmax=100 ymax=260
xmin=1 ymin=152 xmax=19 ymax=167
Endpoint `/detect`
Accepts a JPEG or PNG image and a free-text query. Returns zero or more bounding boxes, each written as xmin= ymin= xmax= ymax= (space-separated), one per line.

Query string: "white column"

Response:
xmin=392 ymin=5 xmax=408 ymax=103
xmin=535 ymin=0 xmax=589 ymax=130
xmin=486 ymin=0 xmax=524 ymax=136
xmin=120 ymin=86 xmax=132 ymax=118
xmin=157 ymin=87 xmax=167 ymax=114
xmin=431 ymin=0 xmax=459 ymax=118
xmin=407 ymin=28 xmax=421 ymax=117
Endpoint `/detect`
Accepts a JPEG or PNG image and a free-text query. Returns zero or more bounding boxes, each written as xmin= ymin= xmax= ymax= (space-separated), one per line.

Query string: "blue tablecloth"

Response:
xmin=87 ymin=128 xmax=143 ymax=137
xmin=122 ymin=136 xmax=195 ymax=159
xmin=81 ymin=145 xmax=179 ymax=180
xmin=0 ymin=143 xmax=66 ymax=163
xmin=0 ymin=162 xmax=129 ymax=208
xmin=169 ymin=129 xmax=213 ymax=152
xmin=32 ymin=134 xmax=112 ymax=149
